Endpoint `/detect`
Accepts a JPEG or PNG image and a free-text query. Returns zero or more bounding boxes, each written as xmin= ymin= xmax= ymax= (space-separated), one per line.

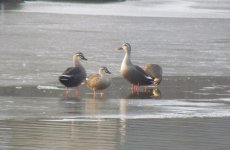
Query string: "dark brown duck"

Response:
xmin=59 ymin=52 xmax=87 ymax=96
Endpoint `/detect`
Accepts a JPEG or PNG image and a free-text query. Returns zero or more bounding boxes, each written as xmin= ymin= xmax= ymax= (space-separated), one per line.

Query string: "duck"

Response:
xmin=86 ymin=66 xmax=111 ymax=97
xmin=59 ymin=52 xmax=87 ymax=96
xmin=118 ymin=43 xmax=153 ymax=93
xmin=152 ymin=87 xmax=161 ymax=98
xmin=143 ymin=64 xmax=162 ymax=87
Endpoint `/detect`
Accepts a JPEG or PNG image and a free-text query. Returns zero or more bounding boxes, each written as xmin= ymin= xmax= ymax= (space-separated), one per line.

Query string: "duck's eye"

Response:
xmin=76 ymin=52 xmax=83 ymax=55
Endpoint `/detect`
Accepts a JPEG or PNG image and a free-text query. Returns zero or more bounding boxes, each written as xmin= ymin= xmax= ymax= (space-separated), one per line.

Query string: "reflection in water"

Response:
xmin=0 ymin=97 xmax=121 ymax=150
xmin=83 ymin=97 xmax=128 ymax=147
xmin=152 ymin=87 xmax=161 ymax=98
xmin=2 ymin=117 xmax=230 ymax=150
xmin=59 ymin=96 xmax=82 ymax=114
xmin=84 ymin=97 xmax=125 ymax=150
xmin=119 ymin=99 xmax=126 ymax=145
xmin=126 ymin=91 xmax=152 ymax=99
xmin=126 ymin=87 xmax=161 ymax=99
xmin=60 ymin=96 xmax=82 ymax=102
xmin=2 ymin=120 xmax=119 ymax=150
xmin=1 ymin=84 xmax=230 ymax=149
xmin=85 ymin=97 xmax=105 ymax=115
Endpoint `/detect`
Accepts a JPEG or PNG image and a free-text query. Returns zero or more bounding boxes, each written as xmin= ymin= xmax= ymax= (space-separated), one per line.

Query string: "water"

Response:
xmin=0 ymin=0 xmax=230 ymax=149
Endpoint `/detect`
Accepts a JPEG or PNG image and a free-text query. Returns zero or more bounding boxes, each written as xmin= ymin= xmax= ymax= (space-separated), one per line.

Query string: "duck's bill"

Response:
xmin=106 ymin=70 xmax=112 ymax=74
xmin=105 ymin=69 xmax=112 ymax=74
xmin=81 ymin=56 xmax=87 ymax=60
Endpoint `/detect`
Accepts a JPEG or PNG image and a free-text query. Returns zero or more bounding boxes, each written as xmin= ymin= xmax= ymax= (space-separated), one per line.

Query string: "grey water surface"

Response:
xmin=0 ymin=0 xmax=230 ymax=149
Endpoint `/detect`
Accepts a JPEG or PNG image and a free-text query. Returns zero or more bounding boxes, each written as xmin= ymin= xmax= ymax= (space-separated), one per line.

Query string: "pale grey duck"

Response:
xmin=118 ymin=43 xmax=153 ymax=93
xmin=59 ymin=52 xmax=87 ymax=96
xmin=144 ymin=64 xmax=162 ymax=86
xmin=86 ymin=66 xmax=111 ymax=97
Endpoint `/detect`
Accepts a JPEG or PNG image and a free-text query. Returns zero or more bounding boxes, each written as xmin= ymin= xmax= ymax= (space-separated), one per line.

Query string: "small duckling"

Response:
xmin=86 ymin=66 xmax=111 ymax=97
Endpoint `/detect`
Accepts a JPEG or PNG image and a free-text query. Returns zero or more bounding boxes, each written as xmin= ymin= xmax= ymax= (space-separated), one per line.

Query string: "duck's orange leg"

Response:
xmin=132 ymin=84 xmax=135 ymax=93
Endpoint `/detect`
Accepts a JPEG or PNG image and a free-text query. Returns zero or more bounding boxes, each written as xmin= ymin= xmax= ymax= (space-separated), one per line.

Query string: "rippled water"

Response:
xmin=0 ymin=0 xmax=230 ymax=149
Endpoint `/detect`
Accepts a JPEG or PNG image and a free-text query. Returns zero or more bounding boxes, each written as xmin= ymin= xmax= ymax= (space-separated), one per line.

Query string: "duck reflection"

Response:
xmin=84 ymin=97 xmax=127 ymax=145
xmin=6 ymin=96 xmax=129 ymax=149
xmin=85 ymin=97 xmax=106 ymax=115
xmin=60 ymin=96 xmax=82 ymax=101
xmin=59 ymin=96 xmax=82 ymax=115
xmin=152 ymin=87 xmax=161 ymax=98
xmin=126 ymin=87 xmax=161 ymax=99
xmin=119 ymin=99 xmax=127 ymax=145
xmin=59 ymin=94 xmax=129 ymax=148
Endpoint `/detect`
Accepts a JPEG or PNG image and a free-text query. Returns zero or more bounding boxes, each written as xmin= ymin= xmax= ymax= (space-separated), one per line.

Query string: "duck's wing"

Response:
xmin=62 ymin=66 xmax=86 ymax=78
xmin=134 ymin=65 xmax=153 ymax=80
xmin=149 ymin=64 xmax=162 ymax=78
xmin=86 ymin=73 xmax=101 ymax=88
xmin=87 ymin=73 xmax=100 ymax=81
xmin=153 ymin=64 xmax=162 ymax=75
xmin=124 ymin=65 xmax=153 ymax=85
xmin=59 ymin=66 xmax=87 ymax=87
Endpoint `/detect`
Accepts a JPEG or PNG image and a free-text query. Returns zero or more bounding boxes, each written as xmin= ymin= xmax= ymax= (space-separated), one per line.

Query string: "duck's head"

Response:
xmin=73 ymin=52 xmax=87 ymax=61
xmin=118 ymin=43 xmax=131 ymax=54
xmin=99 ymin=66 xmax=111 ymax=75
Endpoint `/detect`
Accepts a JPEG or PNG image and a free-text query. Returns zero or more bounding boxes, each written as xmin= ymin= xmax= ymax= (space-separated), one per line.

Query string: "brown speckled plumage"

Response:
xmin=86 ymin=66 xmax=111 ymax=96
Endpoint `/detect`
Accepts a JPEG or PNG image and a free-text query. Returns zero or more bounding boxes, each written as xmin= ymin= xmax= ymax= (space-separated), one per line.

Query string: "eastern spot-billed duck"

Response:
xmin=59 ymin=52 xmax=87 ymax=96
xmin=86 ymin=66 xmax=111 ymax=97
xmin=118 ymin=43 xmax=153 ymax=93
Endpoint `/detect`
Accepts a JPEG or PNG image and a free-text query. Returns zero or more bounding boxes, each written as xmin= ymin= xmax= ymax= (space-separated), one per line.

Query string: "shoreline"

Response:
xmin=1 ymin=0 xmax=230 ymax=19
xmin=0 ymin=76 xmax=229 ymax=100
xmin=4 ymin=10 xmax=230 ymax=19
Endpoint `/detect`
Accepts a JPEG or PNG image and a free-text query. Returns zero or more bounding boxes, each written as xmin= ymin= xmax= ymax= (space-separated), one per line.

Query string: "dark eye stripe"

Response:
xmin=76 ymin=52 xmax=83 ymax=57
